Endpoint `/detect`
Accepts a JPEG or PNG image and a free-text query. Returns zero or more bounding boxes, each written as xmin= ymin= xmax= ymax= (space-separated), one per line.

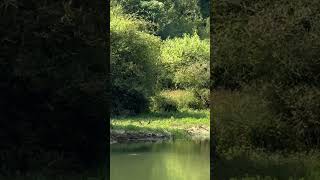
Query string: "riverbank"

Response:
xmin=110 ymin=110 xmax=209 ymax=144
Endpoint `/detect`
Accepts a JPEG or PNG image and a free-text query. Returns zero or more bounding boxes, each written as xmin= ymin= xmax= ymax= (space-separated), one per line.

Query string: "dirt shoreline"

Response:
xmin=110 ymin=126 xmax=209 ymax=144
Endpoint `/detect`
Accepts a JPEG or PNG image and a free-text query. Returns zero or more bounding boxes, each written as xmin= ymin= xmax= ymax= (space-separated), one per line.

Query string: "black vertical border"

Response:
xmin=106 ymin=0 xmax=111 ymax=179
xmin=210 ymin=0 xmax=215 ymax=179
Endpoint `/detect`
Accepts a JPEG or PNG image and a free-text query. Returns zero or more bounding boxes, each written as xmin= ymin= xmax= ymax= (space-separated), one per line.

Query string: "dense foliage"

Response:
xmin=113 ymin=0 xmax=209 ymax=39
xmin=159 ymin=34 xmax=210 ymax=109
xmin=111 ymin=0 xmax=210 ymax=115
xmin=160 ymin=34 xmax=210 ymax=89
xmin=111 ymin=6 xmax=161 ymax=115
xmin=212 ymin=0 xmax=320 ymax=151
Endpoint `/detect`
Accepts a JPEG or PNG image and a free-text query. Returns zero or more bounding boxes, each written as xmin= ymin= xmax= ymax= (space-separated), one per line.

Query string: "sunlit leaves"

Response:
xmin=160 ymin=33 xmax=209 ymax=89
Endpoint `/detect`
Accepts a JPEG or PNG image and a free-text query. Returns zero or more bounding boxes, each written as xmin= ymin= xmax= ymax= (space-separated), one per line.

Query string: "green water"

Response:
xmin=110 ymin=140 xmax=210 ymax=180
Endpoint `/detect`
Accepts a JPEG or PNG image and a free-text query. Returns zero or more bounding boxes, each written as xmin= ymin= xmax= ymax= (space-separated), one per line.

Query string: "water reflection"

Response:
xmin=110 ymin=141 xmax=210 ymax=180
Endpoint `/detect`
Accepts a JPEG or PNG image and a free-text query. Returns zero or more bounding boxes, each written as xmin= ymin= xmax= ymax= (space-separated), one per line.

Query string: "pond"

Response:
xmin=110 ymin=140 xmax=210 ymax=180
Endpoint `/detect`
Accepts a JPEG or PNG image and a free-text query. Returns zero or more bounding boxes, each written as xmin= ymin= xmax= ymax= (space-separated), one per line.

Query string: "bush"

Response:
xmin=150 ymin=94 xmax=178 ymax=112
xmin=160 ymin=33 xmax=210 ymax=90
xmin=213 ymin=89 xmax=294 ymax=151
xmin=159 ymin=90 xmax=209 ymax=110
xmin=163 ymin=90 xmax=194 ymax=110
xmin=187 ymin=99 xmax=204 ymax=110
xmin=193 ymin=88 xmax=210 ymax=109
xmin=111 ymin=87 xmax=149 ymax=115
xmin=213 ymin=87 xmax=320 ymax=151
xmin=265 ymin=85 xmax=320 ymax=148
xmin=111 ymin=5 xmax=161 ymax=115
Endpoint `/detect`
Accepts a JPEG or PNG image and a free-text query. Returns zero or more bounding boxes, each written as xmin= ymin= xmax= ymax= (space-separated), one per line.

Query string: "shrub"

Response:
xmin=174 ymin=61 xmax=210 ymax=89
xmin=213 ymin=89 xmax=294 ymax=151
xmin=160 ymin=90 xmax=209 ymax=110
xmin=213 ymin=86 xmax=320 ymax=151
xmin=193 ymin=88 xmax=210 ymax=109
xmin=160 ymin=33 xmax=210 ymax=90
xmin=187 ymin=99 xmax=204 ymax=110
xmin=265 ymin=85 xmax=320 ymax=149
xmin=162 ymin=90 xmax=195 ymax=110
xmin=111 ymin=87 xmax=149 ymax=115
xmin=111 ymin=5 xmax=161 ymax=115
xmin=150 ymin=94 xmax=178 ymax=112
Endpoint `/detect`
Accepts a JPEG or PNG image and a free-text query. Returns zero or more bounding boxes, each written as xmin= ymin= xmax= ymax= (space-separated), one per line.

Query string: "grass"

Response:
xmin=111 ymin=109 xmax=209 ymax=139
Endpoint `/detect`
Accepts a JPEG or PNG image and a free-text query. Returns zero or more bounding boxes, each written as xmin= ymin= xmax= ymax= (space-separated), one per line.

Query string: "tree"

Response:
xmin=111 ymin=5 xmax=161 ymax=115
xmin=212 ymin=0 xmax=320 ymax=149
xmin=115 ymin=0 xmax=207 ymax=39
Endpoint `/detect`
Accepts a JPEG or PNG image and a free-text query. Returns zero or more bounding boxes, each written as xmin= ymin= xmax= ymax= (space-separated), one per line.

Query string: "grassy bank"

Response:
xmin=111 ymin=110 xmax=209 ymax=140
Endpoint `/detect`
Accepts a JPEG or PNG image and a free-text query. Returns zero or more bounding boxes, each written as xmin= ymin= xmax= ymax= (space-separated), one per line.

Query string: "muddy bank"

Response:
xmin=186 ymin=125 xmax=210 ymax=140
xmin=110 ymin=126 xmax=209 ymax=144
xmin=110 ymin=130 xmax=171 ymax=144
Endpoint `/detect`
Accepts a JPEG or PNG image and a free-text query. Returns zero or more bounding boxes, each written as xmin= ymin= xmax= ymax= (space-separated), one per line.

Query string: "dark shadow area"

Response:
xmin=0 ymin=0 xmax=109 ymax=178
xmin=214 ymin=156 xmax=308 ymax=179
xmin=211 ymin=0 xmax=320 ymax=179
